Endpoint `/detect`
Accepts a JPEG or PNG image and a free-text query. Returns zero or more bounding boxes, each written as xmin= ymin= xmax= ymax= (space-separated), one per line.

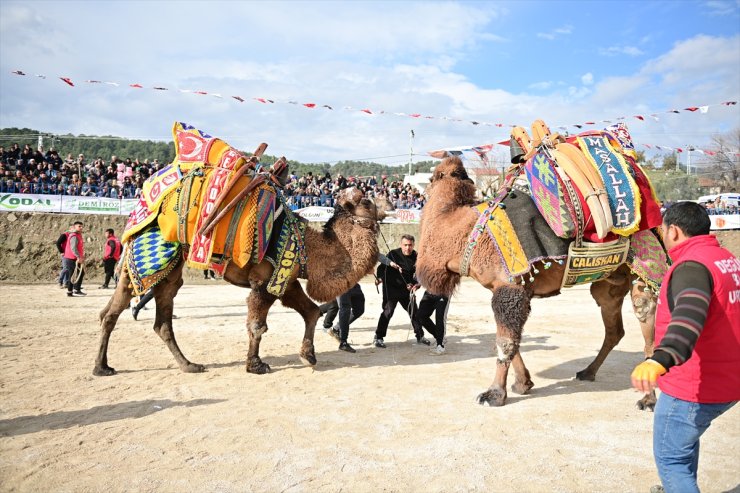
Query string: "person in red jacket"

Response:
xmin=100 ymin=228 xmax=122 ymax=289
xmin=631 ymin=201 xmax=739 ymax=493
xmin=61 ymin=221 xmax=86 ymax=296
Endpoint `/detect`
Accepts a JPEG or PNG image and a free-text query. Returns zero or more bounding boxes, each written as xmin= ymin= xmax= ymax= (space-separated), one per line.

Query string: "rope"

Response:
xmin=71 ymin=262 xmax=84 ymax=284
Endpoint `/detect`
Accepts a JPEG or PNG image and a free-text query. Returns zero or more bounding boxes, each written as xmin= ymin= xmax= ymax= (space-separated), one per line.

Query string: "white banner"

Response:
xmin=710 ymin=214 xmax=740 ymax=230
xmin=0 ymin=193 xmax=62 ymax=213
xmin=294 ymin=206 xmax=335 ymax=222
xmin=0 ymin=193 xmax=139 ymax=215
xmin=384 ymin=208 xmax=421 ymax=224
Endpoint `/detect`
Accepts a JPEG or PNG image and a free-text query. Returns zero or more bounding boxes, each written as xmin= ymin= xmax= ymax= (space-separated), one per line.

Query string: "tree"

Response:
xmin=707 ymin=128 xmax=740 ymax=192
xmin=661 ymin=153 xmax=678 ymax=171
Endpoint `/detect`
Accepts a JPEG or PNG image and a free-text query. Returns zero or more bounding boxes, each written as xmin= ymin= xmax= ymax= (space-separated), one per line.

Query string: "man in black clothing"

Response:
xmin=417 ymin=291 xmax=449 ymax=355
xmin=373 ymin=234 xmax=430 ymax=348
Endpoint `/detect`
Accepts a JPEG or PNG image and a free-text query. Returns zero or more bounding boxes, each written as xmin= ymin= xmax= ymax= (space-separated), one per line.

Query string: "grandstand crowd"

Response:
xmin=0 ymin=143 xmax=426 ymax=209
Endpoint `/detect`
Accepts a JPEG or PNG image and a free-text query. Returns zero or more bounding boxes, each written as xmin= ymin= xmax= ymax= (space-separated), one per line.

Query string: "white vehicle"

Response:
xmin=697 ymin=193 xmax=740 ymax=208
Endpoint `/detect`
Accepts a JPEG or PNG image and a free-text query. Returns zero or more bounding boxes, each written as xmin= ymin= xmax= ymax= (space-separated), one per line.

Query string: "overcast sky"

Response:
xmin=0 ymin=0 xmax=738 ymax=167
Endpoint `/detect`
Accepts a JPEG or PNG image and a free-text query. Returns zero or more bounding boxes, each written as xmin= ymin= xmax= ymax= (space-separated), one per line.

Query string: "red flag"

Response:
xmin=584 ymin=121 xmax=595 ymax=125
xmin=60 ymin=77 xmax=75 ymax=87
xmin=633 ymin=115 xmax=644 ymax=120
xmin=676 ymin=148 xmax=683 ymax=153
xmin=704 ymin=150 xmax=716 ymax=156
xmin=129 ymin=83 xmax=143 ymax=88
xmin=303 ymin=103 xmax=316 ymax=108
xmin=232 ymin=96 xmax=245 ymax=102
xmin=360 ymin=109 xmax=373 ymax=114
xmin=194 ymin=90 xmax=207 ymax=95
xmin=254 ymin=97 xmax=267 ymax=104
xmin=684 ymin=107 xmax=699 ymax=112
xmin=409 ymin=114 xmax=421 ymax=118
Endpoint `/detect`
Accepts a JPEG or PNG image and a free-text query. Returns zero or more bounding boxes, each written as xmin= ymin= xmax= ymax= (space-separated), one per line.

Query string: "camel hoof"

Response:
xmin=511 ymin=379 xmax=534 ymax=395
xmin=476 ymin=388 xmax=506 ymax=407
xmin=299 ymin=353 xmax=317 ymax=367
xmin=575 ymin=369 xmax=596 ymax=382
xmin=93 ymin=365 xmax=116 ymax=376
xmin=636 ymin=392 xmax=657 ymax=412
xmin=182 ymin=363 xmax=206 ymax=373
xmin=247 ymin=362 xmax=271 ymax=374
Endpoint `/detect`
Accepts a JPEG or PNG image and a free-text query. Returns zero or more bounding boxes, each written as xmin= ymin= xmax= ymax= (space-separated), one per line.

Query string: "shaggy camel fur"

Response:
xmin=416 ymin=156 xmax=658 ymax=409
xmin=94 ymin=188 xmax=384 ymax=376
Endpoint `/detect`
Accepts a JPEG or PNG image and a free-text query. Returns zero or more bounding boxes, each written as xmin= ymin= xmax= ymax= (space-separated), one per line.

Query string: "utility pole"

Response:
xmin=409 ymin=129 xmax=415 ymax=176
xmin=686 ymin=146 xmax=692 ymax=175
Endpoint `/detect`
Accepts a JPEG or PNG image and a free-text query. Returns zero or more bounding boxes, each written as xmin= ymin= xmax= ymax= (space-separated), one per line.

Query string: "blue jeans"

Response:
xmin=653 ymin=392 xmax=736 ymax=493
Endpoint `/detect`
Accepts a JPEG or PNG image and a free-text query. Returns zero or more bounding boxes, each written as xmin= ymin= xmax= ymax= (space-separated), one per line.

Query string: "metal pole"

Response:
xmin=687 ymin=146 xmax=692 ymax=175
xmin=409 ymin=130 xmax=414 ymax=176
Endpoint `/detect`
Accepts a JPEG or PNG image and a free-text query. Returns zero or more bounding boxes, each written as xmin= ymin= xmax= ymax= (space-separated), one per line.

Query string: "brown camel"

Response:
xmin=94 ymin=187 xmax=384 ymax=376
xmin=416 ymin=156 xmax=658 ymax=409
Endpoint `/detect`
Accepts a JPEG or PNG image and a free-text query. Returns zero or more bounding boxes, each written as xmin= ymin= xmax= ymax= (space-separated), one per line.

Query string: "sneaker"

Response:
xmin=338 ymin=342 xmax=356 ymax=353
xmin=416 ymin=337 xmax=431 ymax=346
xmin=373 ymin=338 xmax=386 ymax=348
xmin=131 ymin=306 xmax=140 ymax=321
xmin=67 ymin=291 xmax=74 ymax=297
xmin=74 ymin=290 xmax=86 ymax=296
xmin=430 ymin=344 xmax=446 ymax=355
xmin=327 ymin=327 xmax=341 ymax=342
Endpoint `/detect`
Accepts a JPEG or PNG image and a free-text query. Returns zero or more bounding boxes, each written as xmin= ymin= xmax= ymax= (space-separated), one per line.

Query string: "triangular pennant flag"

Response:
xmin=360 ymin=109 xmax=373 ymax=114
xmin=684 ymin=107 xmax=699 ymax=112
xmin=700 ymin=106 xmax=709 ymax=113
xmin=633 ymin=115 xmax=645 ymax=120
xmin=129 ymin=83 xmax=143 ymax=88
xmin=11 ymin=70 xmax=26 ymax=76
xmin=86 ymin=80 xmax=102 ymax=83
xmin=60 ymin=77 xmax=75 ymax=87
xmin=153 ymin=86 xmax=168 ymax=90
xmin=303 ymin=103 xmax=316 ymax=108
xmin=232 ymin=96 xmax=245 ymax=102
xmin=322 ymin=105 xmax=333 ymax=110
xmin=721 ymin=101 xmax=737 ymax=105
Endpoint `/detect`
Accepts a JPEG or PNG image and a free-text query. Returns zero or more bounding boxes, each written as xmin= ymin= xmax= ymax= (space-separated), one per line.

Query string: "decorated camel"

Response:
xmin=417 ymin=122 xmax=668 ymax=409
xmin=94 ymin=123 xmax=385 ymax=376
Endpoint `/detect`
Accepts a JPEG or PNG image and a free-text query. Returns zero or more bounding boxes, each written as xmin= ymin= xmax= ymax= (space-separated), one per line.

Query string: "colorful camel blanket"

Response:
xmin=473 ymin=191 xmax=570 ymax=282
xmin=121 ymin=122 xmax=306 ymax=297
xmin=627 ymin=228 xmax=670 ymax=293
xmin=577 ymin=134 xmax=641 ymax=236
xmin=125 ymin=224 xmax=182 ymax=295
xmin=525 ymin=152 xmax=578 ymax=239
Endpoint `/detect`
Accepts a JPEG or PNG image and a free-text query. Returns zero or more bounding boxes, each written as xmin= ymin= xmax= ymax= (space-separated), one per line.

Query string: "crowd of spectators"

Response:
xmin=282 ymin=171 xmax=425 ymax=210
xmin=0 ymin=143 xmax=425 ymax=210
xmin=0 ymin=143 xmax=163 ymax=199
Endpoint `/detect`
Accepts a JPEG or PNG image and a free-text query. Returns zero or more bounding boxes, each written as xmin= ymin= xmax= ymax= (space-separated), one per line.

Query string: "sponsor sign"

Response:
xmin=562 ymin=239 xmax=631 ymax=288
xmin=295 ymin=206 xmax=335 ymax=222
xmin=62 ymin=196 xmax=122 ymax=215
xmin=0 ymin=193 xmax=61 ymax=212
xmin=710 ymin=214 xmax=740 ymax=230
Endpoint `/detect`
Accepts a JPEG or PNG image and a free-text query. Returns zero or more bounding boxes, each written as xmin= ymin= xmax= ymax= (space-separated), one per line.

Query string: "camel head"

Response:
xmin=427 ymin=156 xmax=478 ymax=207
xmin=333 ymin=187 xmax=387 ymax=229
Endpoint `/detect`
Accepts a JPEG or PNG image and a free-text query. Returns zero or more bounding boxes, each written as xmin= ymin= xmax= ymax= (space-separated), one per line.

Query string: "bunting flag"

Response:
xmin=7 ymin=69 xmax=739 ymax=131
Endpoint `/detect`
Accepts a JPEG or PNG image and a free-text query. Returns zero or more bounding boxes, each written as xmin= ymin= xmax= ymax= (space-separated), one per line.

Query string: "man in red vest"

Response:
xmin=100 ymin=228 xmax=122 ymax=289
xmin=62 ymin=221 xmax=86 ymax=297
xmin=631 ymin=201 xmax=739 ymax=493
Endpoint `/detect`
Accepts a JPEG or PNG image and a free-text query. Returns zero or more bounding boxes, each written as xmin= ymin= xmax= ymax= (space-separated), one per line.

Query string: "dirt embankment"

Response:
xmin=0 ymin=212 xmax=422 ymax=283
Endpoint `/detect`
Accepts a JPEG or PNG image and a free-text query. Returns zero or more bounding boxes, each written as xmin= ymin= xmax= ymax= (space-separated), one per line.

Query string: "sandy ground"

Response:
xmin=0 ymin=278 xmax=738 ymax=493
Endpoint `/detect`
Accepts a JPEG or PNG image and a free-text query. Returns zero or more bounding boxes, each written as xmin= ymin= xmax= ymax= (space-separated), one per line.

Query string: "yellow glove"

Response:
xmin=631 ymin=359 xmax=667 ymax=393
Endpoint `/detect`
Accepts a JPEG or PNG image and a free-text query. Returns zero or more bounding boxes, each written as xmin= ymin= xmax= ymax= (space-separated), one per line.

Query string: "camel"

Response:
xmin=94 ymin=187 xmax=385 ymax=376
xmin=416 ymin=156 xmax=658 ymax=409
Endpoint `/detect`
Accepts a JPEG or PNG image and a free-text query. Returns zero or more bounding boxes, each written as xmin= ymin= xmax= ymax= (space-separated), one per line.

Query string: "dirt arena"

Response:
xmin=1 ymin=276 xmax=739 ymax=493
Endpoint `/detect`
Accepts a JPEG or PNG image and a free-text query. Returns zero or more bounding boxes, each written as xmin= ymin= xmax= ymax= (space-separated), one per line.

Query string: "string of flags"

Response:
xmin=429 ymin=141 xmax=740 ymax=160
xmin=9 ymin=69 xmax=738 ymax=133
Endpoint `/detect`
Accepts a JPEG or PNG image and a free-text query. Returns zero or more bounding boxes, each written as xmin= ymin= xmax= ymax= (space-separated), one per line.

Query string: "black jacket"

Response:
xmin=377 ymin=248 xmax=417 ymax=298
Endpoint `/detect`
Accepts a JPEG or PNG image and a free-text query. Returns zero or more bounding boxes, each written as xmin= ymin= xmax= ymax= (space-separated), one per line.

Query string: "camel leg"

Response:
xmin=148 ymin=262 xmax=204 ymax=373
xmin=477 ymin=285 xmax=532 ymax=407
xmin=245 ymin=286 xmax=277 ymax=374
xmin=630 ymin=279 xmax=658 ymax=411
xmin=93 ymin=269 xmax=134 ymax=376
xmin=576 ymin=276 xmax=631 ymax=381
xmin=279 ymin=280 xmax=319 ymax=367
